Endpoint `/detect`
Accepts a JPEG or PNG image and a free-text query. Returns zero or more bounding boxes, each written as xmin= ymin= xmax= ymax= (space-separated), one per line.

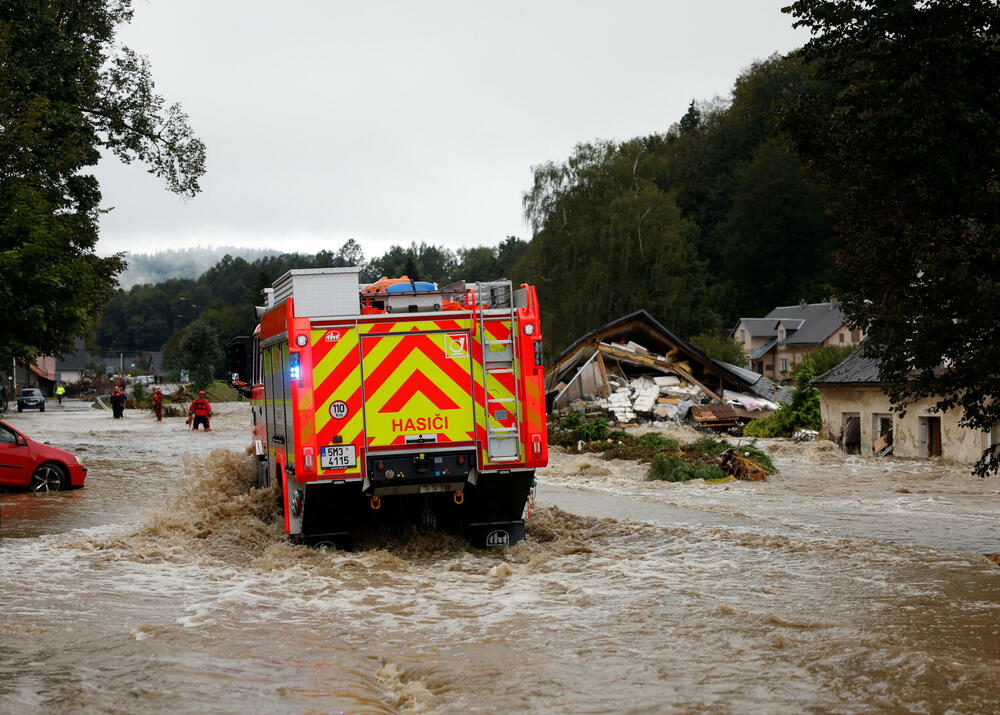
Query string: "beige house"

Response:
xmin=812 ymin=346 xmax=998 ymax=464
xmin=733 ymin=299 xmax=862 ymax=380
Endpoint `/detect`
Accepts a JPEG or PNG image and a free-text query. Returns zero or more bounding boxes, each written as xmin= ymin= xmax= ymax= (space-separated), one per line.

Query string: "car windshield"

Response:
xmin=21 ymin=389 xmax=41 ymax=396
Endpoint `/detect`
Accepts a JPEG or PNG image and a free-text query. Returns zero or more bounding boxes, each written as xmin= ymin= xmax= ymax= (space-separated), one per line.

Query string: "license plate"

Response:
xmin=320 ymin=445 xmax=357 ymax=469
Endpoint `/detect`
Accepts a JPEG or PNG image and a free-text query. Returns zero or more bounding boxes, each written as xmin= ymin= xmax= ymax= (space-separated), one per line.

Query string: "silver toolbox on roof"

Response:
xmin=271 ymin=267 xmax=361 ymax=318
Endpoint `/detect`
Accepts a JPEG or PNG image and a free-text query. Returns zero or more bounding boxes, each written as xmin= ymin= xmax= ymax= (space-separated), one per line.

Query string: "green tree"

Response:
xmin=496 ymin=236 xmax=528 ymax=278
xmin=689 ymin=333 xmax=747 ymax=367
xmin=519 ymin=139 xmax=712 ymax=355
xmin=717 ymin=139 xmax=837 ymax=317
xmin=660 ymin=55 xmax=837 ymax=325
xmin=455 ymin=246 xmax=499 ymax=282
xmin=781 ymin=0 xmax=1000 ymax=476
xmin=169 ymin=319 xmax=222 ymax=390
xmin=744 ymin=359 xmax=820 ymax=437
xmin=806 ymin=344 xmax=853 ymax=377
xmin=0 ymin=1 xmax=204 ymax=367
xmin=361 ymin=242 xmax=457 ymax=284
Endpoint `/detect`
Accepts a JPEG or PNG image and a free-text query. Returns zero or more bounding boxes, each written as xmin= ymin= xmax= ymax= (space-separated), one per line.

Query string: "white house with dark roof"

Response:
xmin=732 ymin=298 xmax=863 ymax=379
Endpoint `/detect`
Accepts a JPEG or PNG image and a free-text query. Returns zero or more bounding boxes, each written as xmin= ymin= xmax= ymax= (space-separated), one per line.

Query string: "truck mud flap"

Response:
xmin=465 ymin=520 xmax=526 ymax=548
xmin=290 ymin=532 xmax=355 ymax=550
xmin=462 ymin=470 xmax=534 ymax=523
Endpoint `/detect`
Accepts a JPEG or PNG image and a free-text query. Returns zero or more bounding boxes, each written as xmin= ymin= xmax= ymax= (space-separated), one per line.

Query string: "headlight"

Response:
xmin=523 ymin=323 xmax=535 ymax=336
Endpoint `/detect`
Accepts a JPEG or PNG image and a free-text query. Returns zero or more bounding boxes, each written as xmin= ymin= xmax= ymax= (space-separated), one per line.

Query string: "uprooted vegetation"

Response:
xmin=549 ymin=411 xmax=776 ymax=482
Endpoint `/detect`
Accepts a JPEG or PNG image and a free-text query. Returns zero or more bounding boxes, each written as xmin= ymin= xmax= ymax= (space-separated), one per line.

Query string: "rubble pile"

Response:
xmin=590 ymin=375 xmax=699 ymax=427
xmin=553 ymin=339 xmax=781 ymax=431
xmin=547 ymin=313 xmax=789 ymax=433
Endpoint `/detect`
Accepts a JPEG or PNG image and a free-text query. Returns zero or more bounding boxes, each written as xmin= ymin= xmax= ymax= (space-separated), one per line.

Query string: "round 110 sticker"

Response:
xmin=329 ymin=401 xmax=348 ymax=419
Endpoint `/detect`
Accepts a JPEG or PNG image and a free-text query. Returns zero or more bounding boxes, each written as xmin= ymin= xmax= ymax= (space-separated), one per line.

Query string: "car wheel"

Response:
xmin=40 ymin=404 xmax=45 ymax=412
xmin=17 ymin=404 xmax=22 ymax=412
xmin=30 ymin=463 xmax=68 ymax=492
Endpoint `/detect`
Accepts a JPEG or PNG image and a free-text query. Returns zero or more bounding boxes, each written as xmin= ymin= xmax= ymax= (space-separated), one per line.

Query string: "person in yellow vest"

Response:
xmin=56 ymin=384 xmax=65 ymax=406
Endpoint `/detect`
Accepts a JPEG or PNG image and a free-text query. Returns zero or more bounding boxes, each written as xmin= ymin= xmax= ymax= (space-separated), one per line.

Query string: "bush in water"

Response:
xmin=647 ymin=453 xmax=725 ymax=482
xmin=550 ymin=411 xmax=612 ymax=446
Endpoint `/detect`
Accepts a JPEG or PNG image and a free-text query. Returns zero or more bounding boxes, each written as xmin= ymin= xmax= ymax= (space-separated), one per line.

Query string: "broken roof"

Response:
xmin=713 ymin=360 xmax=793 ymax=404
xmin=547 ymin=310 xmax=791 ymax=404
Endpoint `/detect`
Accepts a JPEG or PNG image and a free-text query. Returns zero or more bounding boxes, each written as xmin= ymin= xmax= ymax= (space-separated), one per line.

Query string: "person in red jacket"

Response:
xmin=188 ymin=391 xmax=213 ymax=431
xmin=152 ymin=386 xmax=163 ymax=423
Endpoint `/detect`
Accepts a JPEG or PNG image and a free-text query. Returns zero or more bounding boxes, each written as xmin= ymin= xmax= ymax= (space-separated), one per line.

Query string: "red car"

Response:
xmin=0 ymin=421 xmax=88 ymax=491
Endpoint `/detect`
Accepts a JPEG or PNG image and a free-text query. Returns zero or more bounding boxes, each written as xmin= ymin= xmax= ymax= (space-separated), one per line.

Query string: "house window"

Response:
xmin=839 ymin=332 xmax=845 ymax=343
xmin=740 ymin=329 xmax=746 ymax=344
xmin=780 ymin=358 xmax=788 ymax=373
xmin=779 ymin=328 xmax=785 ymax=341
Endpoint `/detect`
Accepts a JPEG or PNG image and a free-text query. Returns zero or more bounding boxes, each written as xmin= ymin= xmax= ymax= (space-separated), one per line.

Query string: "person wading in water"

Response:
xmin=188 ymin=391 xmax=213 ymax=431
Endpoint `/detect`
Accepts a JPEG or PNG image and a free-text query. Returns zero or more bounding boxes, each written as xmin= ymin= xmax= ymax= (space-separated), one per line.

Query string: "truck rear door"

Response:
xmin=360 ymin=329 xmax=476 ymax=447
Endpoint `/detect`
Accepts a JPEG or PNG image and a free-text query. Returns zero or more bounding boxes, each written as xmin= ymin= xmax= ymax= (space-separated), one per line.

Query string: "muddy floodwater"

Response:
xmin=1 ymin=403 xmax=998 ymax=713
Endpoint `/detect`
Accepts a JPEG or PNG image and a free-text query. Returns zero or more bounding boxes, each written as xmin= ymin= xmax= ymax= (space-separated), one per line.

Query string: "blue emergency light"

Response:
xmin=289 ymin=352 xmax=301 ymax=380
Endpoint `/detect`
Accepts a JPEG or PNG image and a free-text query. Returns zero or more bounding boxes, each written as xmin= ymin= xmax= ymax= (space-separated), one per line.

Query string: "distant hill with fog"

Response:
xmin=118 ymin=247 xmax=279 ymax=288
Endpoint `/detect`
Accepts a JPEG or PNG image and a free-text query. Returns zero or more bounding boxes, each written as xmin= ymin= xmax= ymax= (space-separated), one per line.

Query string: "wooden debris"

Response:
xmin=716 ymin=448 xmax=769 ymax=481
xmin=689 ymin=404 xmax=739 ymax=428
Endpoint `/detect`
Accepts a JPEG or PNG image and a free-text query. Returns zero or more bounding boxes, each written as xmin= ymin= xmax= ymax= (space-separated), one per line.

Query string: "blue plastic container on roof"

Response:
xmin=385 ymin=281 xmax=437 ymax=293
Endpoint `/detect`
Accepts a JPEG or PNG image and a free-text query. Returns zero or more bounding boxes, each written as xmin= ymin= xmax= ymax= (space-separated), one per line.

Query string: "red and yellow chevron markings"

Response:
xmin=379 ymin=370 xmax=461 ymax=412
xmin=311 ymin=327 xmax=363 ymax=474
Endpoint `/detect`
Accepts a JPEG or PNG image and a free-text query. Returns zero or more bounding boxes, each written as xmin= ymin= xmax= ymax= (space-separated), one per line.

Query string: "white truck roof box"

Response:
xmin=270 ymin=267 xmax=361 ymax=318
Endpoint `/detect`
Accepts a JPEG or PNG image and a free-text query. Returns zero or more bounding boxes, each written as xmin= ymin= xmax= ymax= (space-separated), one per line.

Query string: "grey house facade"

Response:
xmin=732 ymin=299 xmax=863 ymax=379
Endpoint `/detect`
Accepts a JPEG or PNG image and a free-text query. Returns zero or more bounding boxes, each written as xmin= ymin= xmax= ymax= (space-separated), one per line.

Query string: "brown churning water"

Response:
xmin=0 ymin=403 xmax=998 ymax=712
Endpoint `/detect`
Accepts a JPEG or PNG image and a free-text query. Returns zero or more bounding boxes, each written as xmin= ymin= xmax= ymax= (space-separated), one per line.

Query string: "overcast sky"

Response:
xmin=95 ymin=0 xmax=811 ymax=259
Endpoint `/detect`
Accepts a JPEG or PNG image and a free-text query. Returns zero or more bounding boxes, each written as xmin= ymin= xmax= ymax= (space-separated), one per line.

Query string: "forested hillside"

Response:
xmin=514 ymin=54 xmax=838 ymax=352
xmin=93 ymin=53 xmax=840 ymax=376
xmin=117 ymin=247 xmax=280 ymax=288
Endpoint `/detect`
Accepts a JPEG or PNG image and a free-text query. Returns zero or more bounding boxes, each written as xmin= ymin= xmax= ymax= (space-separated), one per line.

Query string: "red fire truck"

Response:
xmin=226 ymin=268 xmax=548 ymax=548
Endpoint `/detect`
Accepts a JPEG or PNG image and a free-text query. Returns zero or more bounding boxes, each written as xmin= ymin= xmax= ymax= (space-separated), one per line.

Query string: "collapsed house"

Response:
xmin=545 ymin=311 xmax=790 ymax=428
